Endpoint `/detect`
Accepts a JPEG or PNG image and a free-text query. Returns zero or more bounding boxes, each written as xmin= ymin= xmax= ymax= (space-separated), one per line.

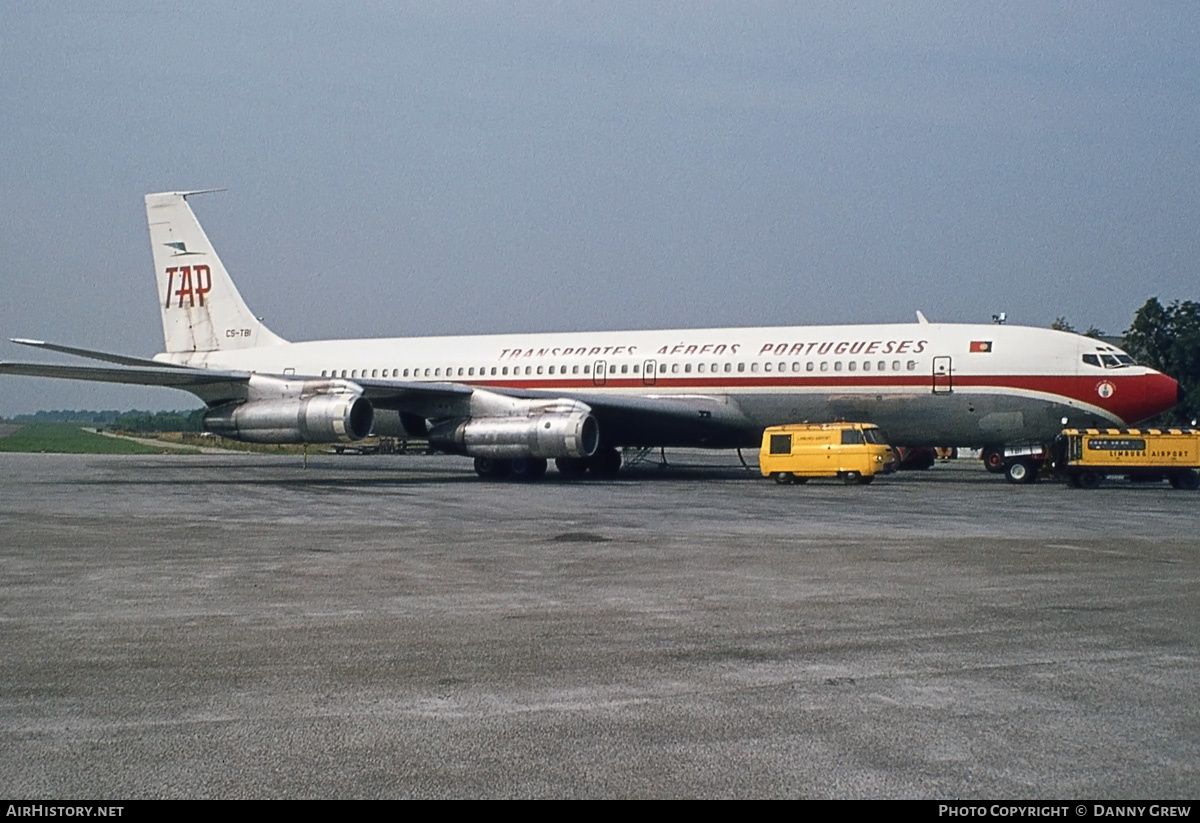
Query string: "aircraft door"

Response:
xmin=593 ymin=360 xmax=607 ymax=387
xmin=932 ymin=356 xmax=952 ymax=394
xmin=643 ymin=359 xmax=657 ymax=386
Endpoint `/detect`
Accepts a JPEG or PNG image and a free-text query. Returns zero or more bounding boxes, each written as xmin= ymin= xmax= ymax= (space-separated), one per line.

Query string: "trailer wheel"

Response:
xmin=1169 ymin=469 xmax=1199 ymax=490
xmin=1077 ymin=470 xmax=1102 ymax=489
xmin=1005 ymin=459 xmax=1039 ymax=484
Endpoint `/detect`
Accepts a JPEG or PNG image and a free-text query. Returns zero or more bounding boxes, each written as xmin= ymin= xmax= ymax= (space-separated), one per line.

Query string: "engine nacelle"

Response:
xmin=429 ymin=410 xmax=600 ymax=459
xmin=204 ymin=394 xmax=374 ymax=444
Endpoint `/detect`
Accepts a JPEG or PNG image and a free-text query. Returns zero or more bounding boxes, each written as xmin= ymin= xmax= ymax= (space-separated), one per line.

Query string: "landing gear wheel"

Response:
xmin=983 ymin=447 xmax=1005 ymax=474
xmin=509 ymin=457 xmax=547 ymax=481
xmin=773 ymin=472 xmax=793 ymax=485
xmin=555 ymin=457 xmax=589 ymax=477
xmin=587 ymin=447 xmax=622 ymax=477
xmin=1004 ymin=459 xmax=1039 ymax=484
xmin=473 ymin=457 xmax=511 ymax=479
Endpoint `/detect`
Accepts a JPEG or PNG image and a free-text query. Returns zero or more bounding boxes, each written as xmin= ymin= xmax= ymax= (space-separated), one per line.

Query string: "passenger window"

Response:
xmin=820 ymin=362 xmax=829 ymax=372
xmin=764 ymin=362 xmax=772 ymax=372
xmin=583 ymin=365 xmax=590 ymax=374
xmin=621 ymin=364 xmax=628 ymax=374
xmin=609 ymin=364 xmax=617 ymax=374
xmin=698 ymin=363 xmax=706 ymax=373
xmin=548 ymin=366 xmax=554 ymax=375
xmin=633 ymin=364 xmax=640 ymax=374
xmin=862 ymin=361 xmax=870 ymax=371
xmin=537 ymin=366 xmax=543 ymax=375
xmin=672 ymin=363 xmax=680 ymax=373
xmin=685 ymin=363 xmax=692 ymax=373
xmin=572 ymin=366 xmax=579 ymax=374
xmin=907 ymin=360 xmax=916 ymax=370
xmin=878 ymin=361 xmax=885 ymax=371
xmin=372 ymin=369 xmax=378 ymax=377
xmin=806 ymin=362 xmax=814 ymax=372
xmin=724 ymin=363 xmax=732 ymax=373
xmin=778 ymin=362 xmax=786 ymax=373
xmin=834 ymin=362 xmax=842 ymax=372
xmin=848 ymin=361 xmax=856 ymax=372
xmin=737 ymin=363 xmax=745 ymax=373
xmin=751 ymin=363 xmax=759 ymax=372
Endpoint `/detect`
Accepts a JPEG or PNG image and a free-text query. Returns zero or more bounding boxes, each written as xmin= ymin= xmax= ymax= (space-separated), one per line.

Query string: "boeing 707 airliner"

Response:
xmin=0 ymin=191 xmax=1180 ymax=480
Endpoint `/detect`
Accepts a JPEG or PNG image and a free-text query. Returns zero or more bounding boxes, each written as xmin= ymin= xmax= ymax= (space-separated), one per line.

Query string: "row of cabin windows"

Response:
xmin=320 ymin=360 xmax=922 ymax=380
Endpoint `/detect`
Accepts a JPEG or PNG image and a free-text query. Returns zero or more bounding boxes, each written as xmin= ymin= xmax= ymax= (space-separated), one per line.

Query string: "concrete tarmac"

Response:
xmin=1 ymin=452 xmax=1197 ymax=798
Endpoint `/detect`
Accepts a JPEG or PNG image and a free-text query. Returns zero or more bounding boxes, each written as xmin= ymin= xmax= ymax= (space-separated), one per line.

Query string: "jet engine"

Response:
xmin=204 ymin=393 xmax=373 ymax=444
xmin=428 ymin=405 xmax=600 ymax=459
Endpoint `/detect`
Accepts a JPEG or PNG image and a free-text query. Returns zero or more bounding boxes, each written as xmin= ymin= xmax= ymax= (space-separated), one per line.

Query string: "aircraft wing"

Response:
xmin=3 ymin=349 xmax=756 ymax=447
xmin=9 ymin=338 xmax=183 ymax=369
xmin=0 ymin=361 xmax=253 ymax=406
xmin=356 ymin=379 xmax=757 ymax=448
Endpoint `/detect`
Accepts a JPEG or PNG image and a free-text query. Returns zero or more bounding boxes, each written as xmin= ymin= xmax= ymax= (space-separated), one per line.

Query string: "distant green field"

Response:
xmin=0 ymin=423 xmax=183 ymax=454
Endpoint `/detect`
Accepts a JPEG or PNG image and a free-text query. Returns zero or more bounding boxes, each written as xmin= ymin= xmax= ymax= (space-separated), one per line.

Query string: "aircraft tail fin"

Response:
xmin=145 ymin=191 xmax=287 ymax=354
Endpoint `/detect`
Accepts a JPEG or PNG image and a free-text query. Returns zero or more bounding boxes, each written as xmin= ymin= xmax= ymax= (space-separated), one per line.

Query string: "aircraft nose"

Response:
xmin=1144 ymin=371 xmax=1181 ymax=421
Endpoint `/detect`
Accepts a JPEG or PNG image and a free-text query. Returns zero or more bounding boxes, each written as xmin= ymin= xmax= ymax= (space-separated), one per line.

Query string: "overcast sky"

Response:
xmin=2 ymin=2 xmax=1197 ymax=415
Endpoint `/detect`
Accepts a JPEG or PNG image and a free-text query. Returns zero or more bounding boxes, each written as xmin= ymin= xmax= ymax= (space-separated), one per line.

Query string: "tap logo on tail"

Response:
xmin=164 ymin=265 xmax=211 ymax=308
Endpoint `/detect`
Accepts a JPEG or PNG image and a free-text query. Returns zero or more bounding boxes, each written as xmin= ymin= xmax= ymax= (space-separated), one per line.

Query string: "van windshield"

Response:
xmin=863 ymin=428 xmax=889 ymax=445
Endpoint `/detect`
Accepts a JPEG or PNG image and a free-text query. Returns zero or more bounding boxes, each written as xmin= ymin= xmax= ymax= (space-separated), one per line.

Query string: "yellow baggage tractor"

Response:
xmin=760 ymin=422 xmax=896 ymax=485
xmin=1053 ymin=428 xmax=1200 ymax=489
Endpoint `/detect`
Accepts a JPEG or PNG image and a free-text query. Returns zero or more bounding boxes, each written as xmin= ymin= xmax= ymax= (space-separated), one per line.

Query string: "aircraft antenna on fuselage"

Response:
xmin=916 ymin=311 xmax=930 ymax=324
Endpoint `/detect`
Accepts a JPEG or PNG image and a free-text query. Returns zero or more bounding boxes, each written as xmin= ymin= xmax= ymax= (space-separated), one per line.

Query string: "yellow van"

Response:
xmin=1054 ymin=428 xmax=1200 ymax=489
xmin=760 ymin=423 xmax=896 ymax=485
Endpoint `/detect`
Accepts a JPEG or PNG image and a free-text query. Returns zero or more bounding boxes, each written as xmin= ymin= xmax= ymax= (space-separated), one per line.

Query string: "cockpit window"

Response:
xmin=1084 ymin=351 xmax=1136 ymax=368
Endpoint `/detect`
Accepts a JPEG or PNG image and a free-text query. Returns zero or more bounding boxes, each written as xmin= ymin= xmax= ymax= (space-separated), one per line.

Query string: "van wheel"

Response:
xmin=773 ymin=472 xmax=793 ymax=485
xmin=841 ymin=471 xmax=861 ymax=485
xmin=1169 ymin=470 xmax=1199 ymax=490
xmin=1077 ymin=470 xmax=1102 ymax=489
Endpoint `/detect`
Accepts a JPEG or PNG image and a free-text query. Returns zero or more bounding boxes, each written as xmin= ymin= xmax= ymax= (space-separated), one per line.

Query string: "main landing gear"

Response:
xmin=473 ymin=446 xmax=623 ymax=481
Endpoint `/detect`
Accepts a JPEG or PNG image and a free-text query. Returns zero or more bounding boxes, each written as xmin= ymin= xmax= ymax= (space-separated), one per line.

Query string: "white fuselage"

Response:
xmin=158 ymin=321 xmax=1170 ymax=448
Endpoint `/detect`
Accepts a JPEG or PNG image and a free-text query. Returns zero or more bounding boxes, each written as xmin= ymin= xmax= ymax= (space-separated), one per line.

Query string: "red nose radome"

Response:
xmin=1110 ymin=371 xmax=1181 ymax=424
